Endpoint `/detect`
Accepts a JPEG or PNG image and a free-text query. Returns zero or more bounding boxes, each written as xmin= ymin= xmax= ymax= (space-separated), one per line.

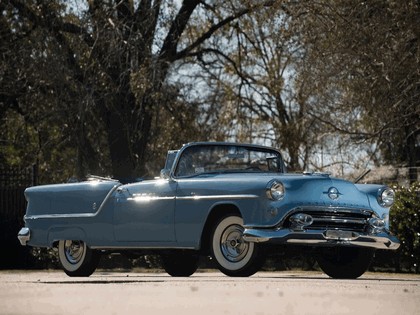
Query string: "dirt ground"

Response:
xmin=1 ymin=270 xmax=419 ymax=315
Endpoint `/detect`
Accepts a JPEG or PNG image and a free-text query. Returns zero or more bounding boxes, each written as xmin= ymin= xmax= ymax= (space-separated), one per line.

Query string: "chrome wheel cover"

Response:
xmin=220 ymin=224 xmax=249 ymax=262
xmin=63 ymin=240 xmax=85 ymax=265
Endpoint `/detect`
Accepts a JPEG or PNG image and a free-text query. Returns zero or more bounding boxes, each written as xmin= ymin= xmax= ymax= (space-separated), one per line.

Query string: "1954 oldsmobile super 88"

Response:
xmin=18 ymin=142 xmax=400 ymax=278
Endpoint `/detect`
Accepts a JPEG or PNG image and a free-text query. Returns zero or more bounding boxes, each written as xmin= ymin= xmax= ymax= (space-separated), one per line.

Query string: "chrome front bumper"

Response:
xmin=17 ymin=228 xmax=31 ymax=246
xmin=243 ymin=228 xmax=400 ymax=250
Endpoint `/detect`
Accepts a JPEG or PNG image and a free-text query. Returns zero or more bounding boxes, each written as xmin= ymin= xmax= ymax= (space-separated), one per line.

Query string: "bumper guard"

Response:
xmin=17 ymin=228 xmax=31 ymax=246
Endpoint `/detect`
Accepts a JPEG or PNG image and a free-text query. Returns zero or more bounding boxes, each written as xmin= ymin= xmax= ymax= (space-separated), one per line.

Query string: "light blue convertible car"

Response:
xmin=18 ymin=142 xmax=399 ymax=278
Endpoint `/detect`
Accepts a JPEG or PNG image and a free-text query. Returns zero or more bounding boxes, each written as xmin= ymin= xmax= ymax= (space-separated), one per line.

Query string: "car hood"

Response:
xmin=280 ymin=174 xmax=371 ymax=209
xmin=182 ymin=172 xmax=371 ymax=209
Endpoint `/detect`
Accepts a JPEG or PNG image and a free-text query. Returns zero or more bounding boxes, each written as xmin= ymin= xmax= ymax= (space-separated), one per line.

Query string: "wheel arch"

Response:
xmin=47 ymin=227 xmax=87 ymax=247
xmin=199 ymin=203 xmax=242 ymax=254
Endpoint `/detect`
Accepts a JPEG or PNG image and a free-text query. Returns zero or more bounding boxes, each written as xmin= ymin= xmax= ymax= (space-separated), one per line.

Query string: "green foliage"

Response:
xmin=28 ymin=247 xmax=164 ymax=271
xmin=30 ymin=248 xmax=60 ymax=269
xmin=390 ymin=182 xmax=420 ymax=272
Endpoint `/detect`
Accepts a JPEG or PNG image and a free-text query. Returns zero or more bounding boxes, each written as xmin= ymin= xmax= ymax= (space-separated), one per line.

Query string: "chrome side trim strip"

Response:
xmin=25 ymin=213 xmax=97 ymax=220
xmin=90 ymin=245 xmax=196 ymax=250
xmin=127 ymin=194 xmax=258 ymax=202
xmin=97 ymin=183 xmax=122 ymax=212
xmin=127 ymin=196 xmax=176 ymax=202
xmin=176 ymin=194 xmax=259 ymax=200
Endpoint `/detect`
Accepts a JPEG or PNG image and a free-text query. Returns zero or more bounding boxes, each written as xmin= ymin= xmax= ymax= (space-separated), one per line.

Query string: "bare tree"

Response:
xmin=1 ymin=0 xmax=278 ymax=181
xmin=183 ymin=1 xmax=320 ymax=171
xmin=293 ymin=0 xmax=420 ymax=181
xmin=3 ymin=0 xmax=417 ymax=183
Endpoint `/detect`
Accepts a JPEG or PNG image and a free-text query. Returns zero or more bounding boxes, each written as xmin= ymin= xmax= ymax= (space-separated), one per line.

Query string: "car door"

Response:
xmin=174 ymin=177 xmax=234 ymax=247
xmin=113 ymin=179 xmax=177 ymax=243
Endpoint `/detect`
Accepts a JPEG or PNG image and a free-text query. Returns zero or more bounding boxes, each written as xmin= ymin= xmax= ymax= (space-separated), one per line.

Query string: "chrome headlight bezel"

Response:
xmin=378 ymin=187 xmax=395 ymax=207
xmin=266 ymin=180 xmax=285 ymax=200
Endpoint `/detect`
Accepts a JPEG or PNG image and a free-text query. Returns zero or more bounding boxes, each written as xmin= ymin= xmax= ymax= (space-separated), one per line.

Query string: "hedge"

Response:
xmin=389 ymin=181 xmax=420 ymax=273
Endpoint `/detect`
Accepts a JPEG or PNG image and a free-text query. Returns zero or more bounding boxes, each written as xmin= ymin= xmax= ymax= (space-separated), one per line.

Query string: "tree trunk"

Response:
xmin=406 ymin=127 xmax=418 ymax=184
xmin=106 ymin=109 xmax=135 ymax=182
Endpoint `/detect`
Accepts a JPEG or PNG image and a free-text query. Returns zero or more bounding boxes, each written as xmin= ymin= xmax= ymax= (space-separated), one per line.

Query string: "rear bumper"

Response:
xmin=17 ymin=228 xmax=31 ymax=246
xmin=242 ymin=228 xmax=400 ymax=250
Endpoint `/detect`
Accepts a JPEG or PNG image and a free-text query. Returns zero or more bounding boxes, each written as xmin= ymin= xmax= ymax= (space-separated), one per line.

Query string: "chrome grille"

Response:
xmin=285 ymin=209 xmax=373 ymax=232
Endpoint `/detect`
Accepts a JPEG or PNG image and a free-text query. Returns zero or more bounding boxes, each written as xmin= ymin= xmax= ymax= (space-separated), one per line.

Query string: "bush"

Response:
xmin=389 ymin=182 xmax=420 ymax=273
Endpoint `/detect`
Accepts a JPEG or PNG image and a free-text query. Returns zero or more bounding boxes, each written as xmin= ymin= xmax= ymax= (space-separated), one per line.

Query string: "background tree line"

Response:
xmin=1 ymin=0 xmax=418 ymax=183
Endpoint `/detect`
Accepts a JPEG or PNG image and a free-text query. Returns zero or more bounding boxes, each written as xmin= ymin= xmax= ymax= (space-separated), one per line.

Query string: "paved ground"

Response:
xmin=1 ymin=270 xmax=419 ymax=315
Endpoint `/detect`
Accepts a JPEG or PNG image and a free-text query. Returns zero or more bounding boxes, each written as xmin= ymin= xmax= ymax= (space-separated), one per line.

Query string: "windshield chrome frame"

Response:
xmin=170 ymin=142 xmax=286 ymax=180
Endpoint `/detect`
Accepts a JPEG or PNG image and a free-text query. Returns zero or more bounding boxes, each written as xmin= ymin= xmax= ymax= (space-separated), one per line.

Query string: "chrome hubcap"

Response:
xmin=220 ymin=224 xmax=249 ymax=262
xmin=64 ymin=240 xmax=85 ymax=264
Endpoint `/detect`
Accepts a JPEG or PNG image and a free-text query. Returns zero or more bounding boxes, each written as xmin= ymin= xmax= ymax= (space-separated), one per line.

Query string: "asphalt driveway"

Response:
xmin=1 ymin=270 xmax=419 ymax=315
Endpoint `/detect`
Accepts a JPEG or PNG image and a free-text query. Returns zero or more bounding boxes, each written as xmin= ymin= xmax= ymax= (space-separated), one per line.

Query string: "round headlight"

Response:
xmin=266 ymin=180 xmax=285 ymax=200
xmin=378 ymin=187 xmax=395 ymax=207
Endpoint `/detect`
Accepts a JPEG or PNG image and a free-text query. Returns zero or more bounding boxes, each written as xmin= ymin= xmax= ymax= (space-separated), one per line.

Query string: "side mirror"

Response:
xmin=160 ymin=169 xmax=171 ymax=179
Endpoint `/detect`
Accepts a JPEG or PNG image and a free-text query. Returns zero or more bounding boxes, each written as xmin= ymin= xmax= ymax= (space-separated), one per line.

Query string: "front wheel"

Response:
xmin=316 ymin=247 xmax=374 ymax=279
xmin=210 ymin=215 xmax=265 ymax=277
xmin=58 ymin=240 xmax=101 ymax=277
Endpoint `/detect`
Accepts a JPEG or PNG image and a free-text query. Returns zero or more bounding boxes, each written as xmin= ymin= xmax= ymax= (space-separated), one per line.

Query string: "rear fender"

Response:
xmin=25 ymin=181 xmax=120 ymax=217
xmin=48 ymin=227 xmax=87 ymax=247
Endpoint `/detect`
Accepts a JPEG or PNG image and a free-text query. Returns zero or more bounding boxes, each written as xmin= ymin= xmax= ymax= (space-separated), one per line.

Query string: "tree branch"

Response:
xmin=9 ymin=0 xmax=94 ymax=47
xmin=174 ymin=0 xmax=276 ymax=61
xmin=134 ymin=0 xmax=162 ymax=54
xmin=188 ymin=48 xmax=252 ymax=85
xmin=159 ymin=0 xmax=201 ymax=61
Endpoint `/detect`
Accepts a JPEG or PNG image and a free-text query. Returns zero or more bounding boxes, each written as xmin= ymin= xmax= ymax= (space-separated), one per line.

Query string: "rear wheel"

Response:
xmin=58 ymin=240 xmax=100 ymax=277
xmin=316 ymin=247 xmax=374 ymax=279
xmin=210 ymin=215 xmax=265 ymax=277
xmin=161 ymin=250 xmax=199 ymax=277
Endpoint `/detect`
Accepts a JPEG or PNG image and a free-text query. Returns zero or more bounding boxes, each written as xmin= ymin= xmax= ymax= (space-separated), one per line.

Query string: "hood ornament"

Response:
xmin=326 ymin=187 xmax=341 ymax=200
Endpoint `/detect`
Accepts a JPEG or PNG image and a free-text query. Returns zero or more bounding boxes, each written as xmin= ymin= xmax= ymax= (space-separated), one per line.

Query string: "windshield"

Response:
xmin=174 ymin=144 xmax=283 ymax=177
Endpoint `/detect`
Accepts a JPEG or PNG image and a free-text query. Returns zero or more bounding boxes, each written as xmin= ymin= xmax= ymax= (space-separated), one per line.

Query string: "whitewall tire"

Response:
xmin=58 ymin=240 xmax=100 ymax=277
xmin=211 ymin=215 xmax=265 ymax=277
